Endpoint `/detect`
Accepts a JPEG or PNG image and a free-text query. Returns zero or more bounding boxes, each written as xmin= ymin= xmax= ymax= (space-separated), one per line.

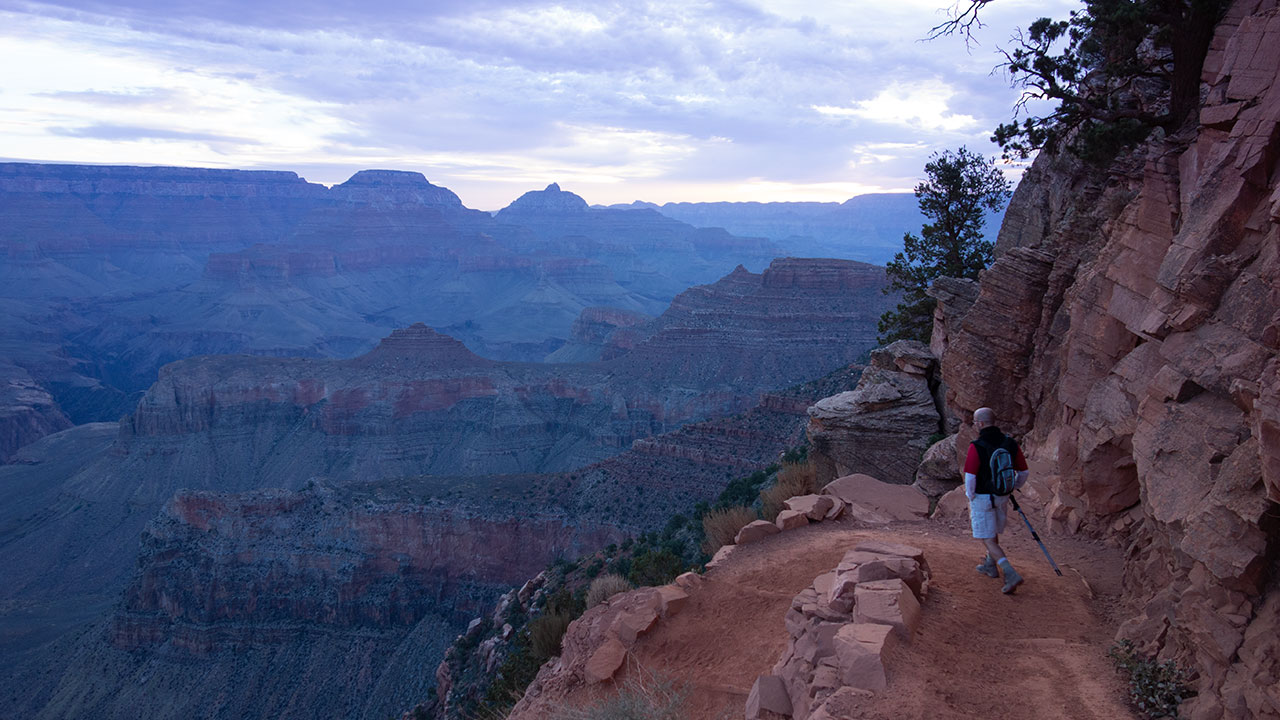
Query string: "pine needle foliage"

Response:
xmin=954 ymin=0 xmax=1232 ymax=162
xmin=878 ymin=147 xmax=1011 ymax=345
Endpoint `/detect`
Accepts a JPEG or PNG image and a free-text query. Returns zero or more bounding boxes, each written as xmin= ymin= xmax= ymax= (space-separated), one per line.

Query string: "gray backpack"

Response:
xmin=975 ymin=437 xmax=1018 ymax=498
xmin=988 ymin=445 xmax=1017 ymax=496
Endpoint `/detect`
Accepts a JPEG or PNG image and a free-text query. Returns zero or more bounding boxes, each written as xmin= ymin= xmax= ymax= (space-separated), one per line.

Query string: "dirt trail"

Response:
xmin=573 ymin=516 xmax=1137 ymax=719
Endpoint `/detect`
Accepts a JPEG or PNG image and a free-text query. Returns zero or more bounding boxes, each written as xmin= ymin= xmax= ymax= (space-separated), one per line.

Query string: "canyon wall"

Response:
xmin=3 ymin=351 xmax=853 ymax=720
xmin=0 ymin=166 xmax=812 ymax=458
xmin=62 ymin=483 xmax=618 ymax=720
xmin=119 ymin=258 xmax=888 ymax=485
xmin=0 ymin=258 xmax=881 ymax=720
xmin=935 ymin=3 xmax=1280 ymax=716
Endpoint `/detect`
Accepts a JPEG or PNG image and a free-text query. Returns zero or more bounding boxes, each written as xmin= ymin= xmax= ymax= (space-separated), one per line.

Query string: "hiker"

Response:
xmin=965 ymin=407 xmax=1030 ymax=594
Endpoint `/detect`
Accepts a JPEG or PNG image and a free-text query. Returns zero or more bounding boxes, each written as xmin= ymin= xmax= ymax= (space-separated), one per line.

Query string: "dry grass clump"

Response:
xmin=759 ymin=461 xmax=819 ymax=521
xmin=700 ymin=505 xmax=758 ymax=555
xmin=552 ymin=669 xmax=689 ymax=720
xmin=586 ymin=573 xmax=634 ymax=608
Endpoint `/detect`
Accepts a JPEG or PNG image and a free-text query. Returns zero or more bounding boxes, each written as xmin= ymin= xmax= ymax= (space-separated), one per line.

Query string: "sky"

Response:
xmin=0 ymin=0 xmax=1078 ymax=210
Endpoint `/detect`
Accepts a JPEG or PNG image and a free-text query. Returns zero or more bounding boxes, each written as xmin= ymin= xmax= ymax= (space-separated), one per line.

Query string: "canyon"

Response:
xmin=0 ymin=166 xmax=754 ymax=455
xmin=0 ymin=254 xmax=888 ymax=720
xmin=0 ymin=163 xmax=920 ymax=464
xmin=18 ymin=3 xmax=1280 ymax=718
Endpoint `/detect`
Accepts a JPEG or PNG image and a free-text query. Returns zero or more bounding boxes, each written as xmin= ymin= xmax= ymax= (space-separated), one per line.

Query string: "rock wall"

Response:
xmin=935 ymin=3 xmax=1280 ymax=716
xmin=112 ymin=485 xmax=591 ymax=649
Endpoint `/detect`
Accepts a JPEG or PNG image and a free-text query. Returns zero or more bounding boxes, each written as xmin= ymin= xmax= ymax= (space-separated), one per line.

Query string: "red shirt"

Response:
xmin=964 ymin=443 xmax=1028 ymax=474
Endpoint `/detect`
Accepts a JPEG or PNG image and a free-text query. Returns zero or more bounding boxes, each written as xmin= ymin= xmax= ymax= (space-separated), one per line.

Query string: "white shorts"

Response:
xmin=969 ymin=494 xmax=1009 ymax=539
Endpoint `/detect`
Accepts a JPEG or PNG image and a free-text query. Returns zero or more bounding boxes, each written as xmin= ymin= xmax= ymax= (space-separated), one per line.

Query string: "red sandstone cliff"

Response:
xmin=934 ymin=3 xmax=1280 ymax=716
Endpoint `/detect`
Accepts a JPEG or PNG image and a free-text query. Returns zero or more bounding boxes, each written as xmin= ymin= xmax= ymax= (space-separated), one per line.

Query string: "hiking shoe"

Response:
xmin=976 ymin=558 xmax=1000 ymax=579
xmin=1001 ymin=567 xmax=1024 ymax=594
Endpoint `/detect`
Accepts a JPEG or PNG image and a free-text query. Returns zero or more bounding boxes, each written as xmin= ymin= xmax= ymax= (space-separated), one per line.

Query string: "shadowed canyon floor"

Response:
xmin=556 ymin=517 xmax=1135 ymax=720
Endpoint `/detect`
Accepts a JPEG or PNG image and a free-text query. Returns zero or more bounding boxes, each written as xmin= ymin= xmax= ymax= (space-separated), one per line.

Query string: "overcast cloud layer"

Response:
xmin=0 ymin=0 xmax=1076 ymax=208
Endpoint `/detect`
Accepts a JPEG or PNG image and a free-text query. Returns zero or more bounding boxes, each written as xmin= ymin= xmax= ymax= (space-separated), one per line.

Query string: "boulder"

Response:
xmin=784 ymin=494 xmax=835 ymax=521
xmin=584 ymin=635 xmax=627 ymax=684
xmin=770 ymin=547 xmax=931 ymax=714
xmin=853 ymin=540 xmax=927 ymax=566
xmin=833 ymin=623 xmax=897 ymax=691
xmin=776 ymin=509 xmax=810 ymax=531
xmin=837 ymin=551 xmax=927 ymax=600
xmin=707 ymin=544 xmax=737 ymax=570
xmin=854 ymin=579 xmax=922 ymax=638
xmin=806 ymin=341 xmax=944 ymax=486
xmin=735 ymin=520 xmax=782 ymax=545
xmin=673 ymin=571 xmax=703 ymax=592
xmin=931 ymin=485 xmax=969 ymax=520
xmin=823 ymin=474 xmax=929 ymax=521
xmin=608 ymin=595 xmax=660 ymax=646
xmin=828 ymin=574 xmax=859 ymax=615
xmin=913 ymin=433 xmax=961 ymax=497
xmin=655 ymin=585 xmax=689 ymax=618
xmin=793 ymin=621 xmax=843 ymax=664
xmin=842 ymin=502 xmax=894 ymax=525
xmin=745 ymin=675 xmax=792 ymax=719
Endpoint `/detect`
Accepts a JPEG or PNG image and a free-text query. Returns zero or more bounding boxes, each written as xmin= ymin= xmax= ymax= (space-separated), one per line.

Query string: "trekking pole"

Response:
xmin=1009 ymin=494 xmax=1063 ymax=576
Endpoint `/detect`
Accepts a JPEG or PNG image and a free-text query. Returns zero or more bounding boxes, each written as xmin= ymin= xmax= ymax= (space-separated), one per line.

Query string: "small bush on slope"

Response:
xmin=759 ymin=460 xmax=818 ymax=521
xmin=714 ymin=465 xmax=778 ymax=509
xmin=1108 ymin=640 xmax=1194 ymax=718
xmin=529 ymin=610 xmax=574 ymax=661
xmin=627 ymin=549 xmax=684 ymax=587
xmin=700 ymin=505 xmax=758 ymax=555
xmin=587 ymin=574 xmax=633 ymax=608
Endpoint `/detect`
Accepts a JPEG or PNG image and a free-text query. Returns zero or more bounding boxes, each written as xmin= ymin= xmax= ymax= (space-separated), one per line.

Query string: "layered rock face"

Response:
xmin=612 ymin=259 xmax=891 ymax=389
xmin=90 ymin=482 xmax=619 ymax=720
xmin=544 ymin=306 xmax=652 ymax=363
xmin=122 ymin=259 xmax=889 ymax=484
xmin=11 ymin=354 xmax=856 ymax=720
xmin=360 ymin=365 xmax=865 ymax=720
xmin=935 ymin=3 xmax=1280 ymax=715
xmin=807 ymin=341 xmax=946 ymax=486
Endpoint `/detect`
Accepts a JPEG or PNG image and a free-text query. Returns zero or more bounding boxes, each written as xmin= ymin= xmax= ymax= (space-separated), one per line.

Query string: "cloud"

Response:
xmin=813 ymin=78 xmax=981 ymax=132
xmin=36 ymin=87 xmax=181 ymax=106
xmin=0 ymin=0 xmax=1080 ymax=207
xmin=49 ymin=122 xmax=258 ymax=144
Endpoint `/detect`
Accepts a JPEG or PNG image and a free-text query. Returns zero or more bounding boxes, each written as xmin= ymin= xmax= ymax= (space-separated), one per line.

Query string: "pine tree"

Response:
xmin=878 ymin=147 xmax=1011 ymax=344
